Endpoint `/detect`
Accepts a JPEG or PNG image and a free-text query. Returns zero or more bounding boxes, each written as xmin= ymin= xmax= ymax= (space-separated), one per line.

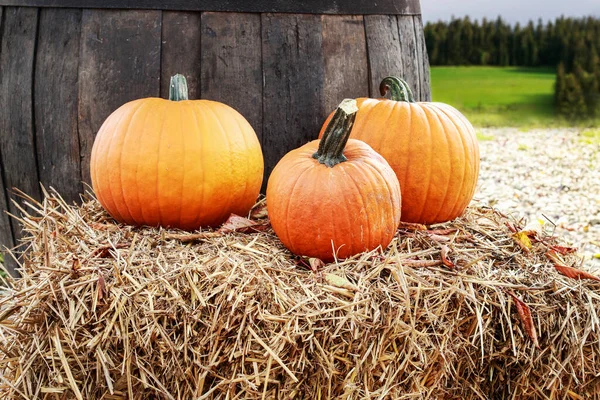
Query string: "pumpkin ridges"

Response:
xmin=280 ymin=156 xmax=313 ymax=251
xmin=117 ymin=100 xmax=154 ymax=225
xmin=103 ymin=100 xmax=147 ymax=225
xmin=418 ymin=103 xmax=454 ymax=223
xmin=427 ymin=102 xmax=474 ymax=221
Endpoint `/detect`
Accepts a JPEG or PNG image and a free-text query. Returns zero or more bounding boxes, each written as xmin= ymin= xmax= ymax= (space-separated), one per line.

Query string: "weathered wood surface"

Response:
xmin=78 ymin=9 xmax=161 ymax=184
xmin=0 ymin=7 xmax=41 ymax=241
xmin=35 ymin=8 xmax=83 ymax=204
xmin=321 ymin=15 xmax=369 ymax=115
xmin=261 ymin=13 xmax=325 ymax=183
xmin=0 ymin=5 xmax=431 ymax=272
xmin=364 ymin=15 xmax=404 ymax=98
xmin=200 ymin=12 xmax=263 ymax=145
xmin=0 ymin=0 xmax=421 ymax=15
xmin=161 ymin=11 xmax=202 ymax=99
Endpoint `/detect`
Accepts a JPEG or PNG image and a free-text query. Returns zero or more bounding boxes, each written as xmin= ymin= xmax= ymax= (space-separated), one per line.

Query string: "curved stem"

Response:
xmin=169 ymin=74 xmax=189 ymax=101
xmin=313 ymin=99 xmax=358 ymax=168
xmin=379 ymin=76 xmax=415 ymax=102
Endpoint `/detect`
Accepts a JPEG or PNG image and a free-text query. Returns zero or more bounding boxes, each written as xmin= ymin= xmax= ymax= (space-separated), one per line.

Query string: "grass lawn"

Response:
xmin=430 ymin=66 xmax=562 ymax=127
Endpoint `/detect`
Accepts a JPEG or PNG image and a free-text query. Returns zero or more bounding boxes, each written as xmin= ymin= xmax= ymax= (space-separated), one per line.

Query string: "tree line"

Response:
xmin=424 ymin=16 xmax=600 ymax=119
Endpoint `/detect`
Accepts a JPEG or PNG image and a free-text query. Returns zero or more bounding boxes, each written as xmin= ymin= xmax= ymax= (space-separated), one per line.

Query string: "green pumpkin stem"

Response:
xmin=313 ymin=99 xmax=358 ymax=168
xmin=379 ymin=76 xmax=415 ymax=102
xmin=169 ymin=74 xmax=189 ymax=101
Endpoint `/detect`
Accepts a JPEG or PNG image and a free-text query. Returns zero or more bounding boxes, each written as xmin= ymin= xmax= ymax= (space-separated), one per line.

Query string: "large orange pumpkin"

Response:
xmin=90 ymin=74 xmax=264 ymax=230
xmin=319 ymin=77 xmax=479 ymax=224
xmin=267 ymin=99 xmax=401 ymax=261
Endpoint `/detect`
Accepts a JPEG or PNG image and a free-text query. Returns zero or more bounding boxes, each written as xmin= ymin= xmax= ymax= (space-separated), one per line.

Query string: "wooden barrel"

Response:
xmin=0 ymin=0 xmax=430 ymax=273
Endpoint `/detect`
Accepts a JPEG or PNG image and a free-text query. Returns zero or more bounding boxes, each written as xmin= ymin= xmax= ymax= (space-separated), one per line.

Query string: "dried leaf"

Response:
xmin=90 ymin=243 xmax=128 ymax=258
xmin=512 ymin=231 xmax=532 ymax=252
xmin=398 ymin=221 xmax=428 ymax=231
xmin=250 ymin=203 xmax=268 ymax=219
xmin=521 ymin=219 xmax=543 ymax=237
xmin=97 ymin=274 xmax=106 ymax=301
xmin=549 ymin=245 xmax=578 ymax=255
xmin=429 ymin=234 xmax=451 ymax=242
xmin=507 ymin=291 xmax=539 ymax=348
xmin=546 ymin=250 xmax=600 ymax=282
xmin=71 ymin=258 xmax=81 ymax=272
xmin=219 ymin=214 xmax=258 ymax=233
xmin=309 ymin=258 xmax=325 ymax=272
xmin=440 ymin=245 xmax=455 ymax=268
xmin=554 ymin=264 xmax=600 ymax=282
xmin=324 ymin=273 xmax=358 ymax=291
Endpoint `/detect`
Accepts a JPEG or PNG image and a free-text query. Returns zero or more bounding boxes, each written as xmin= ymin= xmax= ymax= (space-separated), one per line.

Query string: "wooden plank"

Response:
xmin=78 ymin=9 xmax=161 ymax=184
xmin=321 ymin=15 xmax=369 ymax=114
xmin=364 ymin=15 xmax=403 ymax=98
xmin=397 ymin=15 xmax=420 ymax=100
xmin=413 ymin=14 xmax=431 ymax=101
xmin=160 ymin=11 xmax=202 ymax=99
xmin=200 ymin=12 xmax=262 ymax=136
xmin=0 ymin=0 xmax=422 ymax=15
xmin=35 ymin=8 xmax=83 ymax=204
xmin=0 ymin=7 xmax=41 ymax=244
xmin=261 ymin=13 xmax=324 ymax=187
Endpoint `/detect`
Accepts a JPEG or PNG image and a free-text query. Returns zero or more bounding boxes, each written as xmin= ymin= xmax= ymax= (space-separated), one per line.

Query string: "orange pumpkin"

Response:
xmin=319 ymin=77 xmax=479 ymax=224
xmin=267 ymin=99 xmax=401 ymax=261
xmin=90 ymin=74 xmax=264 ymax=230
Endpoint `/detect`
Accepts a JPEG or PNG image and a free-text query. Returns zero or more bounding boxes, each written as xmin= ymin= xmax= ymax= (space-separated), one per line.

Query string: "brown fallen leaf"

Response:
xmin=97 ymin=274 xmax=106 ymax=301
xmin=398 ymin=221 xmax=428 ymax=231
xmin=546 ymin=250 xmax=600 ymax=282
xmin=429 ymin=234 xmax=451 ymax=242
xmin=507 ymin=290 xmax=539 ymax=348
xmin=250 ymin=203 xmax=268 ymax=220
xmin=309 ymin=258 xmax=325 ymax=273
xmin=440 ymin=245 xmax=455 ymax=268
xmin=548 ymin=245 xmax=578 ymax=255
xmin=219 ymin=214 xmax=258 ymax=232
xmin=90 ymin=243 xmax=128 ymax=258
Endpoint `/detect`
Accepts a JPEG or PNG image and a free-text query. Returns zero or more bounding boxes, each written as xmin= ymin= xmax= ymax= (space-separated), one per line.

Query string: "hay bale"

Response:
xmin=0 ymin=189 xmax=599 ymax=399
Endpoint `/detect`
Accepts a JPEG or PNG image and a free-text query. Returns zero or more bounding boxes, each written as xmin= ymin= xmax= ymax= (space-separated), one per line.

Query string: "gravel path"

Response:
xmin=474 ymin=128 xmax=600 ymax=267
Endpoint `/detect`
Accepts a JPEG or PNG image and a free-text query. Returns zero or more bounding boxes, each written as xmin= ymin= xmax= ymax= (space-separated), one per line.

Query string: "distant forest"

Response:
xmin=424 ymin=16 xmax=600 ymax=119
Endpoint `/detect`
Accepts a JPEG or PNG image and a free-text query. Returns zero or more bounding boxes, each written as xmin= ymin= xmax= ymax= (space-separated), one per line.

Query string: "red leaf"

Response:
xmin=507 ymin=291 xmax=539 ymax=348
xmin=440 ymin=245 xmax=455 ymax=268
xmin=554 ymin=264 xmax=600 ymax=282
xmin=219 ymin=214 xmax=259 ymax=233
xmin=546 ymin=250 xmax=600 ymax=282
xmin=549 ymin=245 xmax=578 ymax=255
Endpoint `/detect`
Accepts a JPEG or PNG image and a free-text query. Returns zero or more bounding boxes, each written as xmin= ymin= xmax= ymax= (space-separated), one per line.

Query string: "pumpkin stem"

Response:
xmin=169 ymin=74 xmax=189 ymax=101
xmin=379 ymin=76 xmax=415 ymax=102
xmin=313 ymin=99 xmax=358 ymax=168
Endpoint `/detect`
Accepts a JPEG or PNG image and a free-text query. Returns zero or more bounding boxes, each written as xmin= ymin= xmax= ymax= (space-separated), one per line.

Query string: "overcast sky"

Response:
xmin=421 ymin=0 xmax=600 ymax=25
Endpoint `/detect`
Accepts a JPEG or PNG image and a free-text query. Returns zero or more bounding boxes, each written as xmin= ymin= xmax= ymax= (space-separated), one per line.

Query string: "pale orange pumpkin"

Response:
xmin=267 ymin=99 xmax=401 ymax=261
xmin=90 ymin=74 xmax=264 ymax=230
xmin=319 ymin=77 xmax=479 ymax=224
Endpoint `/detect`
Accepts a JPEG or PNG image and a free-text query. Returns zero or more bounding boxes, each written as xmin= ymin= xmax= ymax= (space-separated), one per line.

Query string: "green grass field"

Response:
xmin=430 ymin=66 xmax=560 ymax=127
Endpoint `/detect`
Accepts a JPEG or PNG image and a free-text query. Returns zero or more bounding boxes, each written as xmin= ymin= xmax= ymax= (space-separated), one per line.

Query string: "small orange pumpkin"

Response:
xmin=319 ymin=77 xmax=479 ymax=224
xmin=90 ymin=74 xmax=264 ymax=230
xmin=267 ymin=99 xmax=401 ymax=261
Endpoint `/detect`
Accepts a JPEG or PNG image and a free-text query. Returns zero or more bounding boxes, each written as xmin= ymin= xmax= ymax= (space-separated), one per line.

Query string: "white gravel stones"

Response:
xmin=474 ymin=128 xmax=600 ymax=267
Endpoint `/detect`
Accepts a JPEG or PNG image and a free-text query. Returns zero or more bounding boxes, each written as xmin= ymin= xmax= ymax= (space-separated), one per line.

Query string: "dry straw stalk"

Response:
xmin=0 ymin=189 xmax=599 ymax=399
